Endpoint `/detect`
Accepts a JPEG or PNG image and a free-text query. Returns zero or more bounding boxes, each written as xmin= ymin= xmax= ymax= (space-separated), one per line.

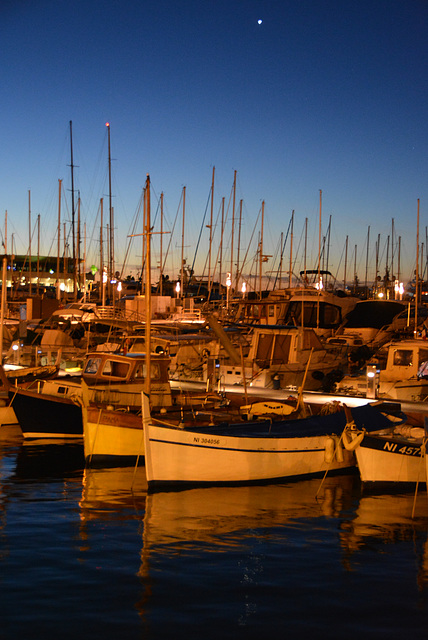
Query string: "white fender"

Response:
xmin=343 ymin=428 xmax=365 ymax=451
xmin=324 ymin=436 xmax=335 ymax=463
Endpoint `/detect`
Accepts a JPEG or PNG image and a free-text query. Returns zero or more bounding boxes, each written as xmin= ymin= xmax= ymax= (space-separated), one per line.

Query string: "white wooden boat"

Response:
xmin=343 ymin=415 xmax=427 ymax=485
xmin=143 ymin=397 xmax=406 ymax=487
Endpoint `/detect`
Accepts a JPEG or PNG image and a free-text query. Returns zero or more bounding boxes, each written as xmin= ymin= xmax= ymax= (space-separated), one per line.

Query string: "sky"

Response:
xmin=1 ymin=0 xmax=427 ymax=290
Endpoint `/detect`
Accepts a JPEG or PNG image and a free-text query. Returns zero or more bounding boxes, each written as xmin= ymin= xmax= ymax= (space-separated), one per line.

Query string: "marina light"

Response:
xmin=394 ymin=280 xmax=404 ymax=299
xmin=226 ymin=273 xmax=232 ymax=288
xmin=175 ymin=281 xmax=180 ymax=297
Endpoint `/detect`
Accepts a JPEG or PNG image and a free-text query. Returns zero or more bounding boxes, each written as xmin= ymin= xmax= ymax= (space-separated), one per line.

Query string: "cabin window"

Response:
xmin=84 ymin=357 xmax=102 ymax=375
xmin=323 ymin=305 xmax=341 ymax=327
xmin=101 ymin=360 xmax=131 ymax=378
xmin=268 ymin=305 xmax=275 ymax=318
xmin=134 ymin=362 xmax=161 ymax=380
xmin=393 ymin=350 xmax=413 ymax=366
xmin=255 ymin=333 xmax=275 ymax=367
xmin=271 ymin=335 xmax=291 ymax=364
xmin=418 ymin=349 xmax=428 ymax=366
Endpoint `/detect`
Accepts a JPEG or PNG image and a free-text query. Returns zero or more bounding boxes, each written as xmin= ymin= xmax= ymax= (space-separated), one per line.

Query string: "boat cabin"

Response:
xmin=82 ymin=351 xmax=172 ymax=407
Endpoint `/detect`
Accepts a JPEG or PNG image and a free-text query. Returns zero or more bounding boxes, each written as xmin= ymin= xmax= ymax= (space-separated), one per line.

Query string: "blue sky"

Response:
xmin=1 ymin=0 xmax=427 ymax=288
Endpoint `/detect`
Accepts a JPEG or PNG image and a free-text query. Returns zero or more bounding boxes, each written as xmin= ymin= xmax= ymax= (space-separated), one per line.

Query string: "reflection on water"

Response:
xmin=1 ymin=434 xmax=428 ymax=639
xmin=141 ymin=475 xmax=356 ymax=551
xmin=80 ymin=466 xmax=148 ymax=520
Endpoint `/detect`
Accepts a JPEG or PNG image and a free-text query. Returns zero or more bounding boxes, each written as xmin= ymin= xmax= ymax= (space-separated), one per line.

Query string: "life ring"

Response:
xmin=342 ymin=427 xmax=365 ymax=451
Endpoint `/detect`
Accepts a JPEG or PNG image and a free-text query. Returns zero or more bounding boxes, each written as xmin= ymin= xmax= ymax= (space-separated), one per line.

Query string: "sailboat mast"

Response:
xmin=208 ymin=166 xmax=214 ymax=295
xmin=220 ymin=197 xmax=224 ymax=292
xmin=57 ymin=179 xmax=62 ymax=300
xmin=230 ymin=170 xmax=236 ymax=279
xmin=365 ymin=226 xmax=370 ymax=295
xmin=28 ymin=190 xmax=32 ymax=296
xmin=236 ymin=199 xmax=242 ymax=291
xmin=106 ymin=123 xmax=114 ymax=296
xmin=100 ymin=198 xmax=105 ymax=306
xmin=289 ymin=210 xmax=294 ymax=288
xmin=144 ymin=174 xmax=152 ymax=398
xmin=344 ymin=235 xmax=348 ymax=292
xmin=304 ymin=217 xmax=308 ymax=281
xmin=37 ymin=214 xmax=40 ymax=295
xmin=415 ymin=198 xmax=420 ymax=333
xmin=180 ymin=186 xmax=186 ymax=301
xmin=317 ymin=190 xmax=322 ymax=328
xmin=317 ymin=190 xmax=322 ymax=286
xmin=77 ymin=195 xmax=81 ymax=293
xmin=69 ymin=121 xmax=76 ymax=300
xmin=259 ymin=200 xmax=265 ymax=298
xmin=160 ymin=192 xmax=164 ymax=296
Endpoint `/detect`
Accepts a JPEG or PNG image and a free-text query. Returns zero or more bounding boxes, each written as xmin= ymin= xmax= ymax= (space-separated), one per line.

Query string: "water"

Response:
xmin=1 ymin=425 xmax=428 ymax=640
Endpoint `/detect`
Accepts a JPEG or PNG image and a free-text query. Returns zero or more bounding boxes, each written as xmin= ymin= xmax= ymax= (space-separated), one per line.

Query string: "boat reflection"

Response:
xmin=340 ymin=489 xmax=428 ymax=587
xmin=79 ymin=466 xmax=148 ymax=521
xmin=140 ymin=474 xmax=358 ymax=554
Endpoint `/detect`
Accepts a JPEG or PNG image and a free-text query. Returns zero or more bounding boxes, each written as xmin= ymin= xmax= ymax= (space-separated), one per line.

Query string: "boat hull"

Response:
xmin=84 ymin=406 xmax=144 ymax=466
xmin=9 ymin=389 xmax=82 ymax=439
xmin=144 ymin=423 xmax=355 ymax=485
xmin=354 ymin=433 xmax=426 ymax=484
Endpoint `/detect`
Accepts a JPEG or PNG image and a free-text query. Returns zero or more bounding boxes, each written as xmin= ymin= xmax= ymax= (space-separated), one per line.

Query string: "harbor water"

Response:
xmin=1 ymin=426 xmax=428 ymax=640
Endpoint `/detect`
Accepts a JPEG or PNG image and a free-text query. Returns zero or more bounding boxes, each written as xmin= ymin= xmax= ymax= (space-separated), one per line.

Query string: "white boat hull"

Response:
xmin=354 ymin=433 xmax=426 ymax=484
xmin=144 ymin=423 xmax=355 ymax=485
